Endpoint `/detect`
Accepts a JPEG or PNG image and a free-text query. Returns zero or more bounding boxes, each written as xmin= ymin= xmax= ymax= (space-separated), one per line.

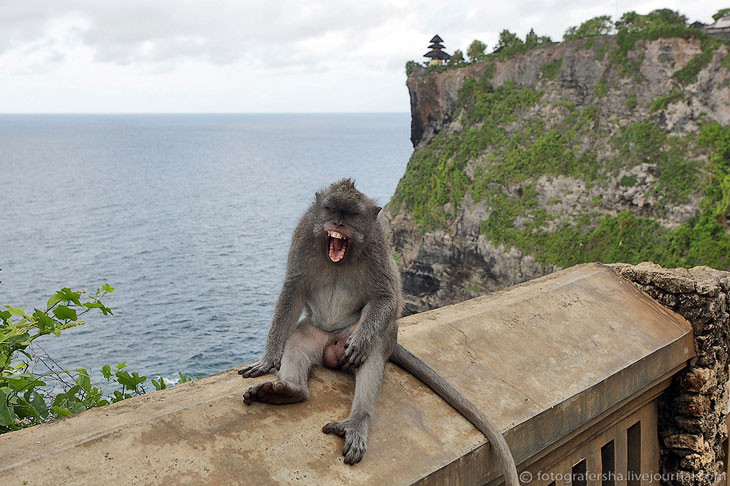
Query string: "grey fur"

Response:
xmin=239 ymin=179 xmax=518 ymax=483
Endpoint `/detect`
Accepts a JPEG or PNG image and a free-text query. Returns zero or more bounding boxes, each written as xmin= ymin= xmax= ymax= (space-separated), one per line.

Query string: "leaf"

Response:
xmin=115 ymin=362 xmax=126 ymax=370
xmin=151 ymin=378 xmax=167 ymax=391
xmin=101 ymin=365 xmax=112 ymax=379
xmin=75 ymin=369 xmax=91 ymax=392
xmin=0 ymin=310 xmax=11 ymax=322
xmin=33 ymin=309 xmax=56 ymax=333
xmin=100 ymin=283 xmax=115 ymax=293
xmin=52 ymin=305 xmax=77 ymax=321
xmin=116 ymin=370 xmax=146 ymax=389
xmin=57 ymin=320 xmax=83 ymax=331
xmin=0 ymin=388 xmax=19 ymax=427
xmin=29 ymin=391 xmax=49 ymax=420
xmin=66 ymin=385 xmax=81 ymax=399
xmin=14 ymin=395 xmax=41 ymax=421
xmin=68 ymin=400 xmax=85 ymax=415
xmin=57 ymin=288 xmax=82 ymax=306
xmin=6 ymin=306 xmax=26 ymax=317
xmin=4 ymin=373 xmax=45 ymax=391
xmin=46 ymin=293 xmax=63 ymax=310
xmin=51 ymin=406 xmax=72 ymax=417
xmin=83 ymin=301 xmax=112 ymax=316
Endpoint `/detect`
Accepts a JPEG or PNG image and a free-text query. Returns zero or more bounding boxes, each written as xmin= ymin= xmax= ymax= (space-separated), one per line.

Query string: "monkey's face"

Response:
xmin=321 ymin=203 xmax=363 ymax=264
xmin=314 ymin=180 xmax=380 ymax=265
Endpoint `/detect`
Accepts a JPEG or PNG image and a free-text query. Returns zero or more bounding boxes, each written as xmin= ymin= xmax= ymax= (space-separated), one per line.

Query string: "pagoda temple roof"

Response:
xmin=424 ymin=50 xmax=451 ymax=60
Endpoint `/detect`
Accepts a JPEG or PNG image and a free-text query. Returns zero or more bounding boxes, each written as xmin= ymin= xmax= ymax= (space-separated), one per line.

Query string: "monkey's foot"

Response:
xmin=242 ymin=381 xmax=307 ymax=405
xmin=322 ymin=419 xmax=368 ymax=465
xmin=238 ymin=359 xmax=279 ymax=378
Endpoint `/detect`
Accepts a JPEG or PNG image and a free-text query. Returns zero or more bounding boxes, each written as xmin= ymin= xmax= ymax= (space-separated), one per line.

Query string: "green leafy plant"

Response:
xmin=467 ymin=40 xmax=487 ymax=62
xmin=564 ymin=15 xmax=614 ymax=40
xmin=448 ymin=49 xmax=465 ymax=66
xmin=540 ymin=58 xmax=563 ymax=80
xmin=0 ymin=281 xmax=193 ymax=434
xmin=1 ymin=284 xmax=113 ymax=430
xmin=594 ymin=80 xmax=609 ymax=97
xmin=405 ymin=60 xmax=420 ymax=76
xmin=650 ymin=91 xmax=684 ymax=111
xmin=624 ymin=93 xmax=638 ymax=109
xmin=714 ymin=9 xmax=730 ymax=21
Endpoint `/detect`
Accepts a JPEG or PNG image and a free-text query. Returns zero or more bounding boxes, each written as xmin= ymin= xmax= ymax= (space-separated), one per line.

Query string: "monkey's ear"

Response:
xmin=371 ymin=206 xmax=382 ymax=219
xmin=315 ymin=191 xmax=323 ymax=203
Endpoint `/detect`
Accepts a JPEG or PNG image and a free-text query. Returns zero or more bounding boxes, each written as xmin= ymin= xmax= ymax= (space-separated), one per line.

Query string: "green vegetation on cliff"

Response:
xmin=393 ymin=8 xmax=730 ymax=271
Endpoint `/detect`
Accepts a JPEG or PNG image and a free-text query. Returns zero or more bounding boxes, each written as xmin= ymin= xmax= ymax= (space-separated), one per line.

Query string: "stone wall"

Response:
xmin=611 ymin=262 xmax=730 ymax=485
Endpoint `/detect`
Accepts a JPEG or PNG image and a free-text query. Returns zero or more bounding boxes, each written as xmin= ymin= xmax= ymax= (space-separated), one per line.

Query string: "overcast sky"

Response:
xmin=0 ymin=1 xmax=723 ymax=113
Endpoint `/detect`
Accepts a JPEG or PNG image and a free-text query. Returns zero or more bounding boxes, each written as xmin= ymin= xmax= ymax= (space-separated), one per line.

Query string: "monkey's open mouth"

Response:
xmin=327 ymin=230 xmax=348 ymax=263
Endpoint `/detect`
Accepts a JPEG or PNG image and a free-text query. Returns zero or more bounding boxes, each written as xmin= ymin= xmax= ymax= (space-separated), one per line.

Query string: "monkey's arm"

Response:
xmin=239 ymin=277 xmax=305 ymax=377
xmin=239 ymin=220 xmax=309 ymax=378
xmin=390 ymin=344 xmax=519 ymax=486
xmin=340 ymin=292 xmax=398 ymax=372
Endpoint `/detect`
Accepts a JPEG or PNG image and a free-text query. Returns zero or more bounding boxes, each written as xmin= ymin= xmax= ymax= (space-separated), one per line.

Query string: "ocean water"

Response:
xmin=0 ymin=113 xmax=412 ymax=381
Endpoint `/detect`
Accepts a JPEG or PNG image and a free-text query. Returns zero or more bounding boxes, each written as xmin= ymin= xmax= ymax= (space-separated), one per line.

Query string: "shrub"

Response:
xmin=564 ymin=15 xmax=614 ymax=40
xmin=467 ymin=40 xmax=487 ymax=62
xmin=0 ymin=281 xmax=193 ymax=434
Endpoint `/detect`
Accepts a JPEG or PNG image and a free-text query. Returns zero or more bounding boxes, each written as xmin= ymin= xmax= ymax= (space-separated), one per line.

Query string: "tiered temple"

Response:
xmin=424 ymin=34 xmax=451 ymax=66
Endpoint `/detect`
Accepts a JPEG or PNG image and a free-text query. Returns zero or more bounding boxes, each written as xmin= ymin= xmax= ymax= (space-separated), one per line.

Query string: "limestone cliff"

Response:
xmin=387 ymin=32 xmax=730 ymax=314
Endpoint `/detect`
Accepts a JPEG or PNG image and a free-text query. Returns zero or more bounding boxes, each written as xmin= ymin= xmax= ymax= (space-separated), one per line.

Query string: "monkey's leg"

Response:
xmin=322 ymin=347 xmax=387 ymax=465
xmin=243 ymin=320 xmax=327 ymax=405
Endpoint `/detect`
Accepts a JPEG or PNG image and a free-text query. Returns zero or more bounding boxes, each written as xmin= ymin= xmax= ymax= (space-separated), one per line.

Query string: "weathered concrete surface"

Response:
xmin=0 ymin=264 xmax=694 ymax=485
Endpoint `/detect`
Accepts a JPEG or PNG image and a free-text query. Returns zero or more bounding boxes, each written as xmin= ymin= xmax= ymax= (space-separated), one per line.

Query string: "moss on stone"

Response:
xmin=594 ymin=80 xmax=609 ymax=97
xmin=540 ymin=58 xmax=562 ymax=80
xmin=650 ymin=90 xmax=684 ymax=111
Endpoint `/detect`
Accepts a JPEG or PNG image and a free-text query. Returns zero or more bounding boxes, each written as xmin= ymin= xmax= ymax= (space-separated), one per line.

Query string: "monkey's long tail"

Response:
xmin=390 ymin=343 xmax=520 ymax=486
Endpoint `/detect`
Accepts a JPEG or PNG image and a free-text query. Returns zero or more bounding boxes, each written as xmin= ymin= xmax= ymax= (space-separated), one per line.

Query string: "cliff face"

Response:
xmin=388 ymin=35 xmax=730 ymax=314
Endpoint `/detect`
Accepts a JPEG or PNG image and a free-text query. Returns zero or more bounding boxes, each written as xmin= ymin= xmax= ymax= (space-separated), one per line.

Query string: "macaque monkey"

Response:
xmin=239 ymin=179 xmax=518 ymax=485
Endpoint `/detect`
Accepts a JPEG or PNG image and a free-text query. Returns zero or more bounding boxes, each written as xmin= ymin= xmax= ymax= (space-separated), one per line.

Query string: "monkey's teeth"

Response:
xmin=327 ymin=230 xmax=345 ymax=239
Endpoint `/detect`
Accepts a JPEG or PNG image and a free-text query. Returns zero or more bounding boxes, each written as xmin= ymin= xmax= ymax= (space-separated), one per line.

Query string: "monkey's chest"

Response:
xmin=305 ymin=280 xmax=363 ymax=332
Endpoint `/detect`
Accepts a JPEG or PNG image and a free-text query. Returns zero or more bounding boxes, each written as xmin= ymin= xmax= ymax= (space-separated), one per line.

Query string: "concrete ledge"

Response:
xmin=0 ymin=264 xmax=694 ymax=485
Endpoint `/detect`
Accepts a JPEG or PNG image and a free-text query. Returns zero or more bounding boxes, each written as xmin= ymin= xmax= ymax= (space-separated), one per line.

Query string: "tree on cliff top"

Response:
xmin=615 ymin=9 xmax=687 ymax=33
xmin=449 ymin=49 xmax=465 ymax=65
xmin=564 ymin=15 xmax=614 ymax=40
xmin=467 ymin=40 xmax=487 ymax=62
xmin=714 ymin=8 xmax=730 ymax=21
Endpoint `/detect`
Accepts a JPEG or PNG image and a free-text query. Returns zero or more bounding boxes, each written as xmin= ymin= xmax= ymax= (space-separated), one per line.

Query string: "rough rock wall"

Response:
xmin=391 ymin=37 xmax=730 ymax=315
xmin=407 ymin=62 xmax=490 ymax=148
xmin=612 ymin=262 xmax=729 ymax=485
xmin=407 ymin=37 xmax=729 ymax=152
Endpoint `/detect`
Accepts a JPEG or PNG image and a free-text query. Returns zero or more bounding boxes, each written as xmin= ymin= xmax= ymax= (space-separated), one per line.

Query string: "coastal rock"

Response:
xmin=389 ymin=36 xmax=730 ymax=315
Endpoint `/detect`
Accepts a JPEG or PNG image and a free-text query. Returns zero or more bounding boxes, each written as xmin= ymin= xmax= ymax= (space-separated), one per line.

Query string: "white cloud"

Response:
xmin=0 ymin=0 xmax=723 ymax=112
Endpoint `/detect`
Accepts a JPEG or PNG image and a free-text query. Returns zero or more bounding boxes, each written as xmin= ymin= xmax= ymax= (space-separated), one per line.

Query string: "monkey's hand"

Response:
xmin=340 ymin=332 xmax=371 ymax=372
xmin=238 ymin=355 xmax=280 ymax=378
